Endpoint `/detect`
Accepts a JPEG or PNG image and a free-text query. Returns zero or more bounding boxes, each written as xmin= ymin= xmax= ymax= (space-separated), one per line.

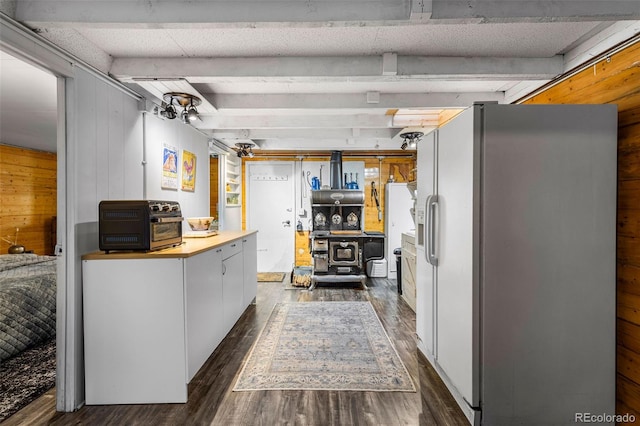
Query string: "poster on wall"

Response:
xmin=181 ymin=149 xmax=196 ymax=192
xmin=161 ymin=144 xmax=179 ymax=190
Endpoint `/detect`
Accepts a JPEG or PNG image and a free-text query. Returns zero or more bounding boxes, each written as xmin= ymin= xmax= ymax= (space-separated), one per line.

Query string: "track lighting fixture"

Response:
xmin=399 ymin=131 xmax=424 ymax=150
xmin=160 ymin=92 xmax=201 ymax=124
xmin=161 ymin=102 xmax=177 ymax=120
xmin=187 ymin=106 xmax=199 ymax=122
xmin=235 ymin=142 xmax=256 ymax=158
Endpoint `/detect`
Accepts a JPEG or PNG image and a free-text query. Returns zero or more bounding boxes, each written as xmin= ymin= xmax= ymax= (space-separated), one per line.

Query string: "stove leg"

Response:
xmin=361 ymin=276 xmax=368 ymax=290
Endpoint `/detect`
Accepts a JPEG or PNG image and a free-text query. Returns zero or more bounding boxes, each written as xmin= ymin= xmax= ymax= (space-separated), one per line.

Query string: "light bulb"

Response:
xmin=187 ymin=106 xmax=198 ymax=121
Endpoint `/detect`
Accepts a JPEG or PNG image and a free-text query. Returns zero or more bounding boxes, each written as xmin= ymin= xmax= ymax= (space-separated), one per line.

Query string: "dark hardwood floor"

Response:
xmin=4 ymin=278 xmax=468 ymax=426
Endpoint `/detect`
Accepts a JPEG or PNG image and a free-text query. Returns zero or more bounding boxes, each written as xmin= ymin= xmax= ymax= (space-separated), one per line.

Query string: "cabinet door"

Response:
xmin=401 ymin=251 xmax=416 ymax=312
xmin=83 ymin=258 xmax=187 ymax=404
xmin=222 ymin=251 xmax=244 ymax=334
xmin=242 ymin=233 xmax=258 ymax=307
xmin=185 ymin=247 xmax=223 ymax=381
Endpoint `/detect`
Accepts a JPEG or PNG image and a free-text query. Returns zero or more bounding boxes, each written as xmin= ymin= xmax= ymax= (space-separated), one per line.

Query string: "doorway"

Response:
xmin=246 ymin=162 xmax=295 ymax=272
xmin=0 ymin=50 xmax=61 ymax=420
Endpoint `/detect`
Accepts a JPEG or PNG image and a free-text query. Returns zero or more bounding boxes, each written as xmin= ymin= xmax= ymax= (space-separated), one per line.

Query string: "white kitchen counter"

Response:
xmin=81 ymin=230 xmax=257 ymax=404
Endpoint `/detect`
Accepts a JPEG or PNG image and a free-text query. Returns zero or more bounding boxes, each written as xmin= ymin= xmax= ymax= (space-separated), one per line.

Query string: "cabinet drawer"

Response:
xmin=401 ymin=234 xmax=416 ymax=254
xmin=219 ymin=240 xmax=242 ymax=260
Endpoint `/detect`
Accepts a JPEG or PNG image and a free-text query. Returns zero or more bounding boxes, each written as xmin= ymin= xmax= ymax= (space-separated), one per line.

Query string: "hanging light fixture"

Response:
xmin=160 ymin=92 xmax=201 ymax=124
xmin=399 ymin=131 xmax=424 ymax=150
xmin=235 ymin=142 xmax=256 ymax=158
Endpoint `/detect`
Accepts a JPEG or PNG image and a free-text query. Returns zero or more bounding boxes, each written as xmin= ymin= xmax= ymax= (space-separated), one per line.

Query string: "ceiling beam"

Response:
xmin=17 ymin=0 xmax=640 ymax=27
xmin=205 ymin=92 xmax=504 ymax=110
xmin=246 ymin=138 xmax=416 ymax=151
xmin=208 ymin=128 xmax=403 ymax=139
xmin=431 ymin=0 xmax=640 ymax=22
xmin=16 ymin=0 xmax=410 ymax=26
xmin=113 ymin=55 xmax=564 ymax=81
xmin=197 ymin=114 xmax=396 ymax=129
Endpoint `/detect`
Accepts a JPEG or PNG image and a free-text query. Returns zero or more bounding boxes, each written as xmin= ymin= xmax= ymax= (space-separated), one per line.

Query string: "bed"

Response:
xmin=0 ymin=254 xmax=57 ymax=363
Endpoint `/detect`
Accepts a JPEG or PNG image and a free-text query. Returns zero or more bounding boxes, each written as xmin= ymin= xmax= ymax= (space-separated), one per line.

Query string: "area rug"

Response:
xmin=257 ymin=272 xmax=286 ymax=282
xmin=0 ymin=338 xmax=56 ymax=422
xmin=233 ymin=301 xmax=415 ymax=392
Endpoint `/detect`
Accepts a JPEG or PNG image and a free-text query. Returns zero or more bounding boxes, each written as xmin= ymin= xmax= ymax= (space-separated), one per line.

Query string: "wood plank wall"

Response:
xmin=240 ymin=153 xmax=416 ymax=266
xmin=524 ymin=39 xmax=640 ymax=420
xmin=0 ymin=144 xmax=57 ymax=255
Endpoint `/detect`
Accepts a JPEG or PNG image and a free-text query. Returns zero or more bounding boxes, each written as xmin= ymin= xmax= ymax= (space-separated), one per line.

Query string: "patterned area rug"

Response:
xmin=0 ymin=339 xmax=56 ymax=422
xmin=233 ymin=301 xmax=415 ymax=392
xmin=257 ymin=272 xmax=286 ymax=282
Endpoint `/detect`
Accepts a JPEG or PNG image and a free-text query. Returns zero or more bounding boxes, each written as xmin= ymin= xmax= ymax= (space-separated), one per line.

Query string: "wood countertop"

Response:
xmin=82 ymin=230 xmax=257 ymax=260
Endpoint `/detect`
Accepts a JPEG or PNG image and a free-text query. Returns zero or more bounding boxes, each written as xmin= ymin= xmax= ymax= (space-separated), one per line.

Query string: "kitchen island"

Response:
xmin=82 ymin=230 xmax=257 ymax=405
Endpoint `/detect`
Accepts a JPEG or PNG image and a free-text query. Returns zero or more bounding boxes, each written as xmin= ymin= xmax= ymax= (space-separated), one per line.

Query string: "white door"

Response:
xmin=247 ymin=162 xmax=295 ymax=272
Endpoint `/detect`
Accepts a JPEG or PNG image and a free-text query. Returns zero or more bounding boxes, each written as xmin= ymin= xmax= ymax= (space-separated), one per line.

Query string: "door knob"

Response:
xmin=283 ymin=220 xmax=291 ymax=226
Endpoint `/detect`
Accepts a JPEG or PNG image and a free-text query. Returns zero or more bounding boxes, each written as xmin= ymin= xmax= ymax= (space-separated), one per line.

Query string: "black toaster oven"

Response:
xmin=99 ymin=200 xmax=183 ymax=253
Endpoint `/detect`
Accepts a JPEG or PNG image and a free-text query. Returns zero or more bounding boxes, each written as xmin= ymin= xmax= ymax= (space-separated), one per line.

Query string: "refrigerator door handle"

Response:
xmin=428 ymin=195 xmax=439 ymax=266
xmin=425 ymin=195 xmax=433 ymax=265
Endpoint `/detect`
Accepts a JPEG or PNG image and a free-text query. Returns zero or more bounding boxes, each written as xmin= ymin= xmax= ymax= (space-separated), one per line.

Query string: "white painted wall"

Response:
xmin=144 ymin=113 xmax=210 ymax=233
xmin=65 ymin=66 xmax=144 ymax=409
xmin=66 ymin=70 xmax=209 ymax=410
xmin=67 ymin=73 xmax=211 ymax=408
xmin=2 ymin=15 xmax=212 ymax=412
xmin=72 ymin=69 xmax=144 ymax=225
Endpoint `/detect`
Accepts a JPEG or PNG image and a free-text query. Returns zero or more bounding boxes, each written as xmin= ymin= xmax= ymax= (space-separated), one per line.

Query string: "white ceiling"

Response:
xmin=1 ymin=1 xmax=639 ymax=153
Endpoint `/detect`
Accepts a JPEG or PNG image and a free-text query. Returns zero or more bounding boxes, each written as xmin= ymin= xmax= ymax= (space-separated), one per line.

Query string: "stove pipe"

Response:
xmin=329 ymin=151 xmax=343 ymax=189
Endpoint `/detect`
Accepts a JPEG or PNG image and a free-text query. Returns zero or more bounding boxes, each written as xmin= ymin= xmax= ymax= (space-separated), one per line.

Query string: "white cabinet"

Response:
xmin=185 ymin=248 xmax=223 ymax=381
xmin=242 ymin=233 xmax=258 ymax=306
xmin=83 ymin=258 xmax=188 ymax=404
xmin=82 ymin=231 xmax=258 ymax=404
xmin=221 ymin=240 xmax=244 ymax=334
xmin=400 ymin=232 xmax=416 ymax=312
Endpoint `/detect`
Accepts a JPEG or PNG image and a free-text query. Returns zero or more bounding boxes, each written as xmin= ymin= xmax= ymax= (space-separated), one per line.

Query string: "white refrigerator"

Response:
xmin=385 ymin=182 xmax=415 ymax=278
xmin=415 ymin=104 xmax=617 ymax=425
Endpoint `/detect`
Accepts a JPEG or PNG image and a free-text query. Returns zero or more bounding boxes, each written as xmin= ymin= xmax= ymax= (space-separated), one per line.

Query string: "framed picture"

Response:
xmin=181 ymin=149 xmax=196 ymax=192
xmin=161 ymin=144 xmax=178 ymax=190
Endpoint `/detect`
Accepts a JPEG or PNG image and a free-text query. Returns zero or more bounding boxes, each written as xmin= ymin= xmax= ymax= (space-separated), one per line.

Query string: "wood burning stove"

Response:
xmin=309 ymin=188 xmax=367 ymax=290
xmin=308 ymin=152 xmax=385 ymax=290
